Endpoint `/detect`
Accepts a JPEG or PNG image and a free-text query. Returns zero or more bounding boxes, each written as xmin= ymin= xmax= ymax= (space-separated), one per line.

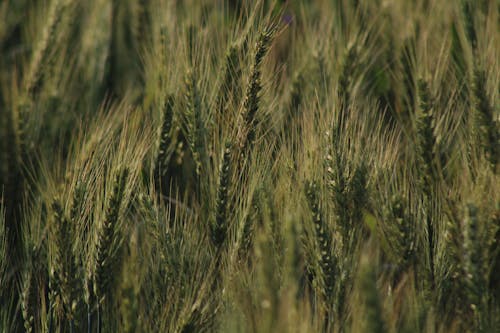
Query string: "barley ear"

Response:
xmin=461 ymin=0 xmax=477 ymax=52
xmin=416 ymin=78 xmax=438 ymax=195
xmin=154 ymin=95 xmax=175 ymax=186
xmin=25 ymin=0 xmax=66 ymax=96
xmin=386 ymin=195 xmax=416 ymax=269
xmin=283 ymin=70 xmax=305 ymax=136
xmin=305 ymin=181 xmax=336 ymax=305
xmin=184 ymin=69 xmax=206 ymax=176
xmin=239 ymin=27 xmax=274 ymax=153
xmin=218 ymin=43 xmax=242 ymax=115
xmin=211 ymin=142 xmax=232 ymax=250
xmin=462 ymin=203 xmax=486 ymax=327
xmin=349 ymin=162 xmax=368 ymax=226
xmin=51 ymin=198 xmax=80 ymax=321
xmin=186 ymin=23 xmax=197 ymax=66
xmin=472 ymin=68 xmax=499 ymax=173
xmin=21 ymin=250 xmax=37 ymax=333
xmin=416 ymin=78 xmax=438 ymax=289
xmin=324 ymin=140 xmax=349 ymax=237
xmin=338 ymin=43 xmax=357 ymax=130
xmin=93 ymin=168 xmax=129 ymax=302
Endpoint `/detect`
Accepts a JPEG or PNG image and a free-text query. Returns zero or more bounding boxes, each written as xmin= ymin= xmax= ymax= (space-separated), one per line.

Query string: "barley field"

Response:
xmin=0 ymin=0 xmax=499 ymax=332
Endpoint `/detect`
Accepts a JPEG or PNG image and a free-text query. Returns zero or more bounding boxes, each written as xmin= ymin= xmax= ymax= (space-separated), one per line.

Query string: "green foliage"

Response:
xmin=358 ymin=262 xmax=387 ymax=333
xmin=0 ymin=1 xmax=498 ymax=332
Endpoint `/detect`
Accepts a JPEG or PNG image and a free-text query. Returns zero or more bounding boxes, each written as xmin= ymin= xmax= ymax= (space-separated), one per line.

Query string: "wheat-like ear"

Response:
xmin=289 ymin=70 xmax=305 ymax=115
xmin=305 ymin=181 xmax=336 ymax=306
xmin=70 ymin=181 xmax=86 ymax=224
xmin=184 ymin=69 xmax=206 ymax=176
xmin=48 ymin=266 xmax=63 ymax=329
xmin=472 ymin=68 xmax=498 ymax=173
xmin=324 ymin=140 xmax=349 ymax=238
xmin=25 ymin=0 xmax=67 ymax=96
xmin=461 ymin=0 xmax=477 ymax=52
xmin=239 ymin=27 xmax=274 ymax=154
xmin=462 ymin=203 xmax=486 ymax=327
xmin=51 ymin=198 xmax=80 ymax=322
xmin=338 ymin=43 xmax=357 ymax=130
xmin=154 ymin=95 xmax=175 ymax=187
xmin=238 ymin=195 xmax=258 ymax=260
xmin=384 ymin=195 xmax=416 ymax=270
xmin=93 ymin=168 xmax=129 ymax=302
xmin=186 ymin=23 xmax=197 ymax=66
xmin=217 ymin=44 xmax=242 ymax=116
xmin=401 ymin=37 xmax=417 ymax=114
xmin=21 ymin=249 xmax=37 ymax=333
xmin=416 ymin=78 xmax=438 ymax=196
xmin=349 ymin=162 xmax=368 ymax=226
xmin=416 ymin=78 xmax=438 ymax=290
xmin=314 ymin=47 xmax=329 ymax=96
xmin=283 ymin=70 xmax=305 ymax=143
xmin=211 ymin=142 xmax=232 ymax=250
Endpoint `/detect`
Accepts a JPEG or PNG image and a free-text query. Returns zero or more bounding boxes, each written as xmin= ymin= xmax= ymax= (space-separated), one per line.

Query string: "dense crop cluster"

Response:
xmin=0 ymin=0 xmax=498 ymax=332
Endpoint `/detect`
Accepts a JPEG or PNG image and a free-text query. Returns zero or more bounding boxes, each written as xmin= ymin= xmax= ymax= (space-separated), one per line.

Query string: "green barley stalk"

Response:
xmin=359 ymin=263 xmax=386 ymax=333
xmin=120 ymin=278 xmax=139 ymax=333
